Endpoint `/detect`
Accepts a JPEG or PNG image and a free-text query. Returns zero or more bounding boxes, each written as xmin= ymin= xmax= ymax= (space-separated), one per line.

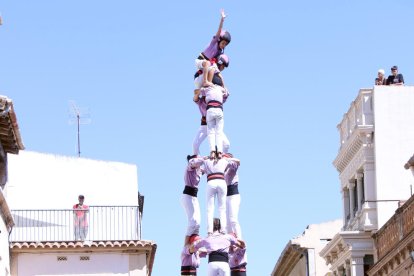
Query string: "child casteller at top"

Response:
xmin=194 ymin=9 xmax=231 ymax=89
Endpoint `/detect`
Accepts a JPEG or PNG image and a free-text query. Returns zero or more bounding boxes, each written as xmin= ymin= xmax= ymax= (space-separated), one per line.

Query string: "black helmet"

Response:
xmin=219 ymin=30 xmax=231 ymax=45
xmin=187 ymin=155 xmax=197 ymax=162
xmin=217 ymin=54 xmax=229 ymax=68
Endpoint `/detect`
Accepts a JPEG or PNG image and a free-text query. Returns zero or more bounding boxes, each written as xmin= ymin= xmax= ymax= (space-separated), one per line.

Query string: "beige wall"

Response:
xmin=0 ymin=217 xmax=10 ymax=275
xmin=12 ymin=252 xmax=147 ymax=276
xmin=289 ymin=256 xmax=306 ymax=276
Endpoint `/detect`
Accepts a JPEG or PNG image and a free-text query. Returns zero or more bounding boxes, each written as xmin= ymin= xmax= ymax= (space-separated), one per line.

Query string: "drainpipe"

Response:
xmin=305 ymin=250 xmax=309 ymax=276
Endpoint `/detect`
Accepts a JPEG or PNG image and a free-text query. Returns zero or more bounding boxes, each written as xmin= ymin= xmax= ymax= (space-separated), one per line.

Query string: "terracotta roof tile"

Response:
xmin=0 ymin=96 xmax=24 ymax=153
xmin=10 ymin=240 xmax=155 ymax=250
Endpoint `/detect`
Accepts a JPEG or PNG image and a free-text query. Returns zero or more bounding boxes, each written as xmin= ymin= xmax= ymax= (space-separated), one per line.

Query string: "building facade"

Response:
xmin=5 ymin=151 xmax=156 ymax=276
xmin=271 ymin=220 xmax=342 ymax=276
xmin=320 ymin=86 xmax=414 ymax=275
xmin=0 ymin=96 xmax=24 ymax=276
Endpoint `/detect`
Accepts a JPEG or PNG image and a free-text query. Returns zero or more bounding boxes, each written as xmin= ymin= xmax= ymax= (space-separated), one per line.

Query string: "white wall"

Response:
xmin=0 ymin=215 xmax=10 ymax=276
xmin=4 ymin=151 xmax=139 ymax=209
xmin=293 ymin=220 xmax=342 ymax=276
xmin=373 ymin=86 xmax=414 ymax=227
xmin=15 ymin=252 xmax=147 ymax=276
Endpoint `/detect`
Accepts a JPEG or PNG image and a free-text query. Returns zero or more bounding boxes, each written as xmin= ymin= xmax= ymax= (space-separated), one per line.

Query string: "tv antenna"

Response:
xmin=69 ymin=101 xmax=91 ymax=157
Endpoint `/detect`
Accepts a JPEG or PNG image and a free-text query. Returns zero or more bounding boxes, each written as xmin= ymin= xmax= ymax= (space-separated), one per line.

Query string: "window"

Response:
xmin=361 ymin=174 xmax=365 ymax=204
xmin=353 ymin=179 xmax=358 ymax=213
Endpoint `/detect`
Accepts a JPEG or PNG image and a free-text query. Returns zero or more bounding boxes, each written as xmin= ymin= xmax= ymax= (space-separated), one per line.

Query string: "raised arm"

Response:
xmin=215 ymin=9 xmax=226 ymax=38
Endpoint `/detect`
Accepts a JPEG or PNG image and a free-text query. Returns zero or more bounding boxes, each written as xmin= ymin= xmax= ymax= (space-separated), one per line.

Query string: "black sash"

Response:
xmin=183 ymin=186 xmax=198 ymax=197
xmin=208 ymin=251 xmax=229 ymax=263
xmin=227 ymin=185 xmax=239 ymax=196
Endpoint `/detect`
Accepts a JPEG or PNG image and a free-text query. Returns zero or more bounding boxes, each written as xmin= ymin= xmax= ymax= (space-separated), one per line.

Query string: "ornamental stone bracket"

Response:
xmin=334 ymin=128 xmax=374 ymax=175
xmin=320 ymin=231 xmax=374 ymax=273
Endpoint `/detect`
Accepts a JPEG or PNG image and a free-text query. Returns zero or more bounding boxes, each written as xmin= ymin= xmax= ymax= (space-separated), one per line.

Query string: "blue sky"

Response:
xmin=1 ymin=1 xmax=414 ymax=275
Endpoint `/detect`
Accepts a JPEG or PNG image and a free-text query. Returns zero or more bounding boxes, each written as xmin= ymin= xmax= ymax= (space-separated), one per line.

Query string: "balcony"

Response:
xmin=9 ymin=206 xmax=141 ymax=242
xmin=337 ymin=88 xmax=374 ymax=149
xmin=373 ymin=196 xmax=414 ymax=260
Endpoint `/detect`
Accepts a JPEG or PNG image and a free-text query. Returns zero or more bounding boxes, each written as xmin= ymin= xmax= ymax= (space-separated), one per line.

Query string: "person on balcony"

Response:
xmin=386 ymin=65 xmax=404 ymax=85
xmin=375 ymin=69 xmax=386 ymax=85
xmin=73 ymin=194 xmax=89 ymax=241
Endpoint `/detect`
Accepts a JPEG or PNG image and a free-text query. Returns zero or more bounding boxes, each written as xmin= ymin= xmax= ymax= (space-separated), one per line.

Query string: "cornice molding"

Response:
xmin=321 ymin=231 xmax=374 ymax=272
xmin=272 ymin=241 xmax=304 ymax=276
xmin=334 ymin=127 xmax=374 ymax=174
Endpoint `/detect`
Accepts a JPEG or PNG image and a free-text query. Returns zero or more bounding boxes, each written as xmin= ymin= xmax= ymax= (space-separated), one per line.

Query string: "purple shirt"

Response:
xmin=194 ymin=233 xmax=237 ymax=254
xmin=202 ymin=36 xmax=223 ymax=60
xmin=181 ymin=245 xmax=201 ymax=267
xmin=195 ymin=97 xmax=207 ymax=117
xmin=190 ymin=158 xmax=238 ymax=176
xmin=200 ymin=85 xmax=228 ymax=105
xmin=229 ymin=247 xmax=247 ymax=269
xmin=225 ymin=162 xmax=239 ymax=186
xmin=184 ymin=164 xmax=203 ymax=188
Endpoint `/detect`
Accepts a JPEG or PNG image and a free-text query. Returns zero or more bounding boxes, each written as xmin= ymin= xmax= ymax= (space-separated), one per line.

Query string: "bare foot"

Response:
xmin=203 ymin=81 xmax=214 ymax=87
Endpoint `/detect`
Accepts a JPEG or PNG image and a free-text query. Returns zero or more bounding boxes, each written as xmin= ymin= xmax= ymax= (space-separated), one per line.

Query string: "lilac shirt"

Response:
xmin=184 ymin=164 xmax=203 ymax=188
xmin=190 ymin=158 xmax=238 ymax=176
xmin=194 ymin=233 xmax=237 ymax=254
xmin=202 ymin=36 xmax=223 ymax=60
xmin=229 ymin=247 xmax=247 ymax=268
xmin=225 ymin=162 xmax=239 ymax=186
xmin=181 ymin=245 xmax=201 ymax=267
xmin=200 ymin=85 xmax=229 ymax=105
xmin=195 ymin=97 xmax=207 ymax=117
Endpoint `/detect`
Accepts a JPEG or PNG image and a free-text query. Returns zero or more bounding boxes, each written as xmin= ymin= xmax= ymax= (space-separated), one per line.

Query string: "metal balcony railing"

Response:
xmin=338 ymin=88 xmax=374 ymax=148
xmin=10 ymin=206 xmax=141 ymax=242
xmin=373 ymin=196 xmax=414 ymax=260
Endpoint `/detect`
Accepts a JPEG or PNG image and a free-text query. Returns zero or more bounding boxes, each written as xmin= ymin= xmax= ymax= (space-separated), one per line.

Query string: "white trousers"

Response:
xmin=208 ymin=261 xmax=231 ymax=276
xmin=193 ymin=125 xmax=230 ymax=155
xmin=181 ymin=194 xmax=201 ymax=236
xmin=206 ymin=179 xmax=227 ymax=233
xmin=207 ymin=108 xmax=224 ymax=153
xmin=226 ymin=194 xmax=242 ymax=239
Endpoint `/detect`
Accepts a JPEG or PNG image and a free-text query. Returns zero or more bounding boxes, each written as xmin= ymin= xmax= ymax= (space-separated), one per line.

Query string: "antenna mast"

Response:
xmin=69 ymin=101 xmax=91 ymax=157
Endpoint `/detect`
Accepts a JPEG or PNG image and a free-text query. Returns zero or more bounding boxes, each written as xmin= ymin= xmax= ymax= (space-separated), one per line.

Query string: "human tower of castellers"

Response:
xmin=181 ymin=9 xmax=247 ymax=276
